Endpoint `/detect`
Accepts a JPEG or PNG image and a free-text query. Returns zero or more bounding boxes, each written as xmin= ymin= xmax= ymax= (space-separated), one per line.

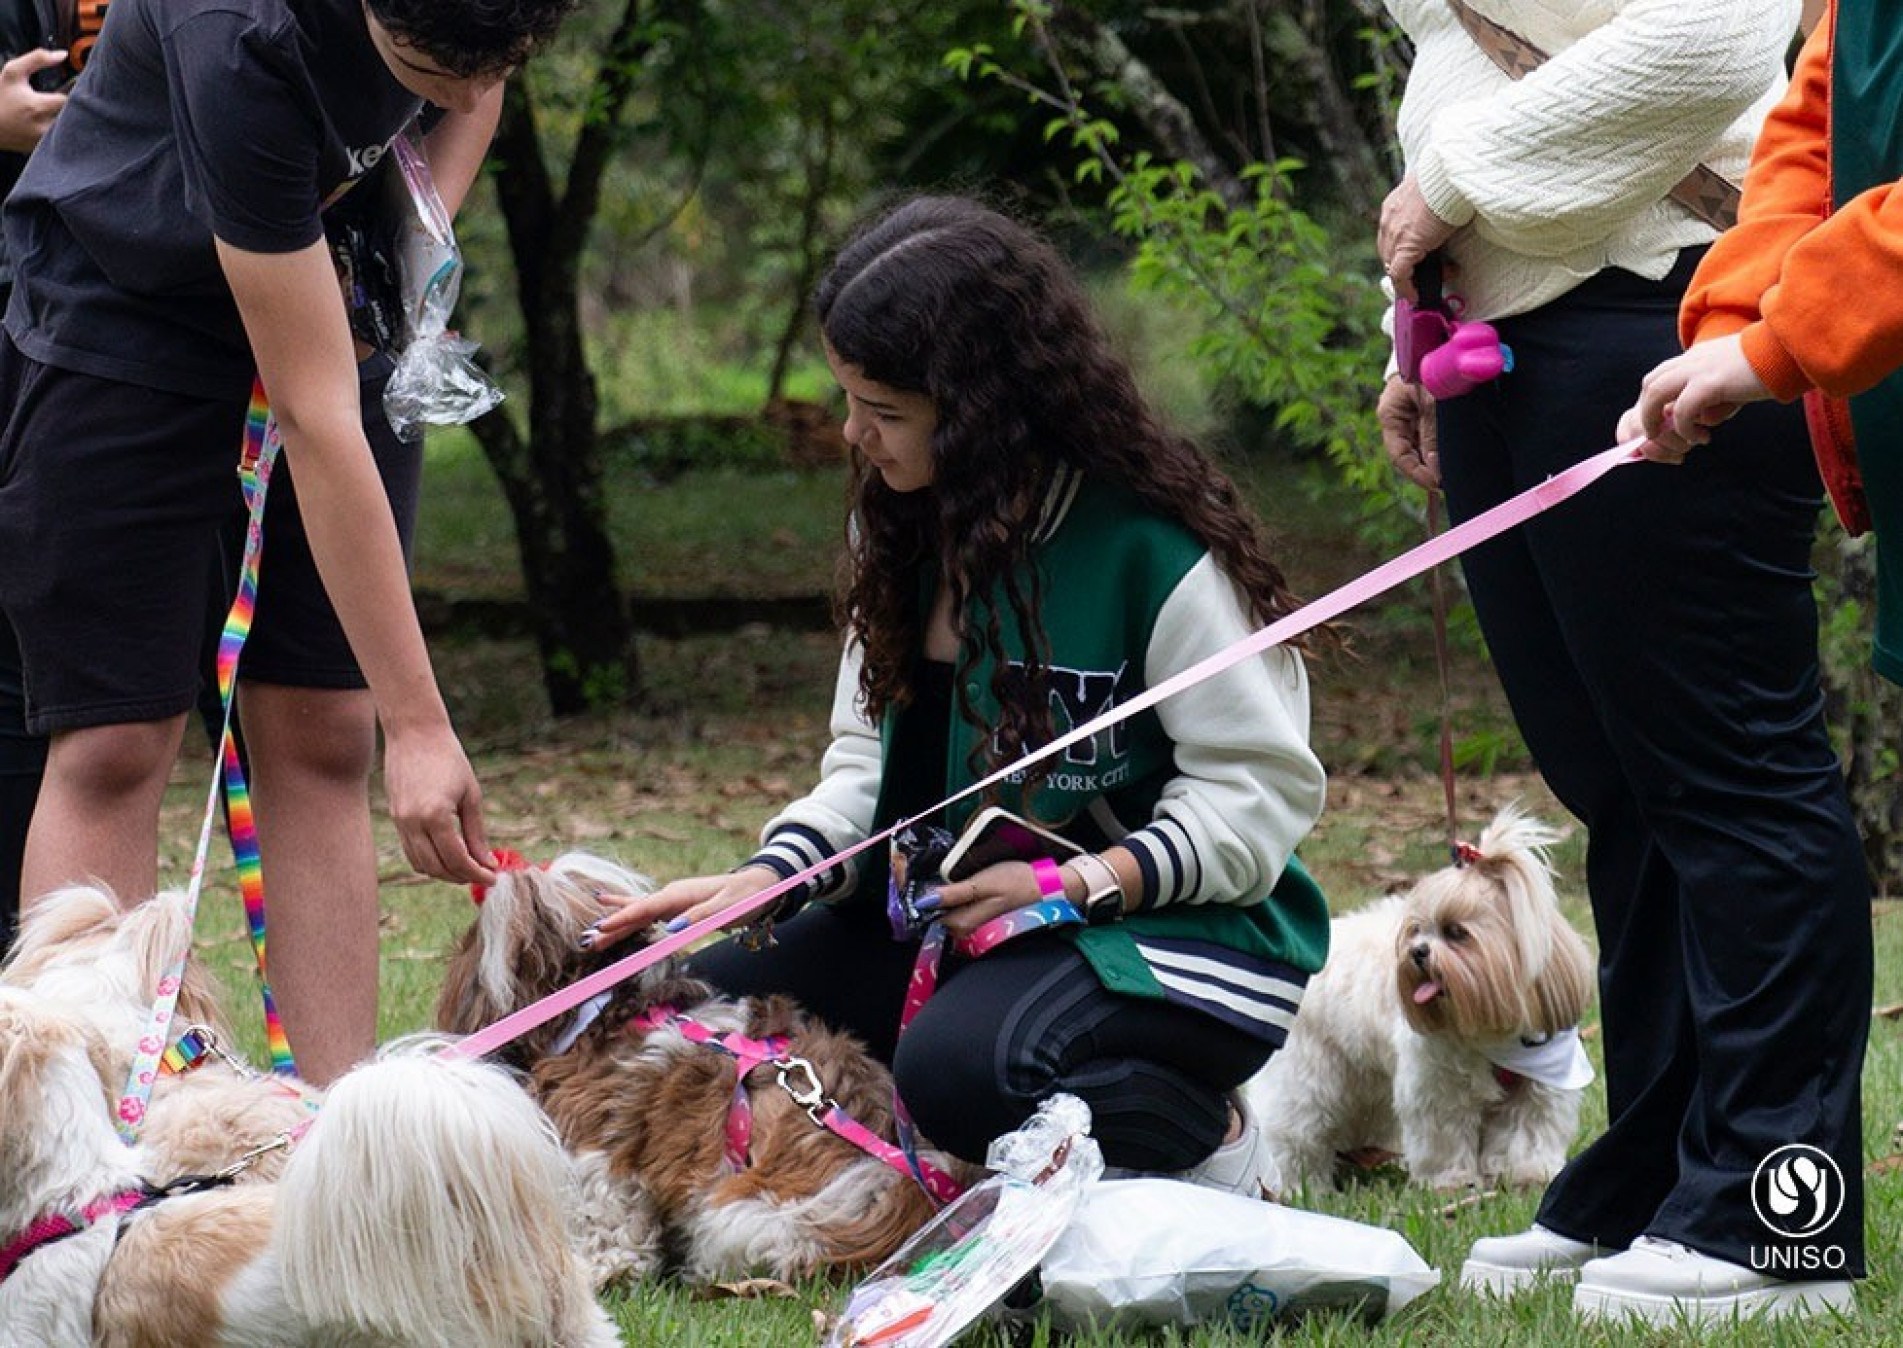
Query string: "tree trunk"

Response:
xmin=1050 ymin=3 xmax=1250 ymax=208
xmin=471 ymin=7 xmax=661 ymax=715
xmin=765 ymin=101 xmax=837 ymax=406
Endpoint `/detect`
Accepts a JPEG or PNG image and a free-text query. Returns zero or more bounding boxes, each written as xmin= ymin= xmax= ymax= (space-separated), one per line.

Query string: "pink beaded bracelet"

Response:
xmin=1030 ymin=856 xmax=1067 ymax=900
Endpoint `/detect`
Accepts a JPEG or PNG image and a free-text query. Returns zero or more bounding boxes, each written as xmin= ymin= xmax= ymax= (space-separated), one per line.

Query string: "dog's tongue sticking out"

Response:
xmin=1412 ymin=980 xmax=1441 ymax=1005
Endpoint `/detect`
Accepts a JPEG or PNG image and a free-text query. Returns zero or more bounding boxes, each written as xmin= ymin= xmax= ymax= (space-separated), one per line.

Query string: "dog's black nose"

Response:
xmin=1410 ymin=942 xmax=1431 ymax=968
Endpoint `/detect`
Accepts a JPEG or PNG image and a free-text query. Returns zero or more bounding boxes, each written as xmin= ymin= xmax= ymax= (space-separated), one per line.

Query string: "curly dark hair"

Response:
xmin=366 ymin=0 xmax=577 ymax=79
xmin=816 ymin=195 xmax=1306 ymax=783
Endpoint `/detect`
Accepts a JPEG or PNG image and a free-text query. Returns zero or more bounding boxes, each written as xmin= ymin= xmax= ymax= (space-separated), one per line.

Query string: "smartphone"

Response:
xmin=941 ymin=806 xmax=1083 ymax=881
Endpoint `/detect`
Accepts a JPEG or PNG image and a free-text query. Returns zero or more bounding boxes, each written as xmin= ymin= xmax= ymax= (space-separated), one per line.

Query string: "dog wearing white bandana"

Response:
xmin=1248 ymin=806 xmax=1595 ymax=1193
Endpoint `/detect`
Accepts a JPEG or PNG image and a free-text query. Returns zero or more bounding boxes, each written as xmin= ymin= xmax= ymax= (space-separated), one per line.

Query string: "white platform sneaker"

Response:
xmin=1460 ymin=1224 xmax=1610 ymax=1294
xmin=1179 ymin=1092 xmax=1282 ymax=1200
xmin=1572 ymin=1236 xmax=1855 ymax=1325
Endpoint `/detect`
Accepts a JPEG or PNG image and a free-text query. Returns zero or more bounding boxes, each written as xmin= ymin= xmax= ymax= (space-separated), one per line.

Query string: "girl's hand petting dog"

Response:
xmin=585 ymin=865 xmax=781 ymax=949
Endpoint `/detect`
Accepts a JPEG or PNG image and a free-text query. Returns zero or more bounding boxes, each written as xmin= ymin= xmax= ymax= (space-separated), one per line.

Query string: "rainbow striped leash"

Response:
xmin=116 ymin=380 xmax=294 ymax=1142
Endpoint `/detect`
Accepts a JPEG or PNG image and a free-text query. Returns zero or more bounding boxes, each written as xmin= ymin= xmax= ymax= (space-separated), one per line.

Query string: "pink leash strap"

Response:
xmin=817 ymin=1105 xmax=966 ymax=1207
xmin=633 ymin=1005 xmax=965 ymax=1202
xmin=889 ymin=898 xmax=1084 ymax=1198
xmin=441 ymin=441 xmax=1644 ymax=1067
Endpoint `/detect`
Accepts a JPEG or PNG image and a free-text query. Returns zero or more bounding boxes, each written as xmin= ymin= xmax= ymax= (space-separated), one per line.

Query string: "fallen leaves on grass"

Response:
xmin=692 ymin=1277 xmax=799 ymax=1301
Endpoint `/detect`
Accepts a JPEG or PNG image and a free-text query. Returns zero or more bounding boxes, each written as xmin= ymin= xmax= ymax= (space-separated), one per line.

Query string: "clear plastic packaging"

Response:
xmin=825 ymin=1094 xmax=1101 ymax=1348
xmin=380 ymin=131 xmax=504 ymax=440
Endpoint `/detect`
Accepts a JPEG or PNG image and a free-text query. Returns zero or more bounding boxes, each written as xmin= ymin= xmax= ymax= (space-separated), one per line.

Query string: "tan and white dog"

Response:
xmin=436 ymin=851 xmax=963 ymax=1288
xmin=1249 ymin=807 xmax=1596 ymax=1193
xmin=0 ymin=983 xmax=618 ymax=1348
xmin=2 ymin=884 xmax=315 ymax=1185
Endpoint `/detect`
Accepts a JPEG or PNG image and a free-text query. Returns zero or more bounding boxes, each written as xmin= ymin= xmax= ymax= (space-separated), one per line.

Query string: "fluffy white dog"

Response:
xmin=1 ymin=883 xmax=317 ymax=1185
xmin=1249 ymin=807 xmax=1596 ymax=1193
xmin=0 ymin=985 xmax=619 ymax=1348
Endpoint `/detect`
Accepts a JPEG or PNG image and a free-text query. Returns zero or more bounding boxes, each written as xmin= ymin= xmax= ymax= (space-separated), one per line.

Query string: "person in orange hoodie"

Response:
xmin=1623 ymin=1 xmax=1901 ymax=688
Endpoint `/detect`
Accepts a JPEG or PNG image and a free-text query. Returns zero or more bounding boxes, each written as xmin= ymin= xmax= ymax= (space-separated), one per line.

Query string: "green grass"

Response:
xmin=153 ymin=402 xmax=1899 ymax=1344
xmin=160 ymin=622 xmax=1903 ymax=1345
xmin=412 ymin=428 xmax=846 ymax=602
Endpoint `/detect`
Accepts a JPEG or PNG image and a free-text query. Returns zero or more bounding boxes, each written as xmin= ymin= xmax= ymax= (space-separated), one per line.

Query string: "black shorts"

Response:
xmin=0 ymin=336 xmax=421 ymax=735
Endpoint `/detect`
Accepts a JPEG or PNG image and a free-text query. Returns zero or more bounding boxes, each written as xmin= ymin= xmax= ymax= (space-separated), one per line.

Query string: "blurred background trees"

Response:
xmin=438 ymin=0 xmax=1897 ymax=894
xmin=457 ymin=0 xmax=1403 ymax=711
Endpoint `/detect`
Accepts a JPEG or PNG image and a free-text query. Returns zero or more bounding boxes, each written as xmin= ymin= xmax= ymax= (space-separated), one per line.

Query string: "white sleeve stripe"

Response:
xmin=1148 ymin=969 xmax=1301 ymax=1030
xmin=1136 ymin=945 xmax=1307 ymax=1005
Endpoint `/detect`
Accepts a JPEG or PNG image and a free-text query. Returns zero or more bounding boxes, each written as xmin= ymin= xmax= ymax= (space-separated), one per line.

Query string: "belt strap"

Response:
xmin=1444 ymin=0 xmax=1741 ymax=229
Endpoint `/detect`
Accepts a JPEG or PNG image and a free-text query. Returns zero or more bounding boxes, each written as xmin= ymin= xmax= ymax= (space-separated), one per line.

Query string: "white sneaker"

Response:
xmin=1573 ymin=1236 xmax=1856 ymax=1325
xmin=1178 ymin=1091 xmax=1281 ymax=1200
xmin=1460 ymin=1224 xmax=1609 ymax=1294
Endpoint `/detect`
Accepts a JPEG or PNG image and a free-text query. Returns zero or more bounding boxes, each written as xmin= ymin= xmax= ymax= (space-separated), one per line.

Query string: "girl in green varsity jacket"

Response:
xmin=594 ymin=196 xmax=1327 ymax=1189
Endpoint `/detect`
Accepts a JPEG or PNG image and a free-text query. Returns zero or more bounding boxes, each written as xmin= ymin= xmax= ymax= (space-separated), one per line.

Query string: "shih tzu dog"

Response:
xmin=436 ymin=850 xmax=965 ymax=1289
xmin=1 ymin=883 xmax=318 ymax=1185
xmin=0 ymin=987 xmax=616 ymax=1346
xmin=1249 ymin=806 xmax=1596 ymax=1193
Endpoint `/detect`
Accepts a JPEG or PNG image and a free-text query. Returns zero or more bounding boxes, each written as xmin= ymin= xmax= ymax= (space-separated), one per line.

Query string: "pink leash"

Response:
xmin=442 ymin=441 xmax=1644 ymax=1067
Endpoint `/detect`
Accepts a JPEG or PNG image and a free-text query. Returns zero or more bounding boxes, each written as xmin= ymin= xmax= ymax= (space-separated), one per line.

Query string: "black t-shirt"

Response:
xmin=2 ymin=0 xmax=421 ymax=398
xmin=0 ymin=0 xmax=62 ymax=287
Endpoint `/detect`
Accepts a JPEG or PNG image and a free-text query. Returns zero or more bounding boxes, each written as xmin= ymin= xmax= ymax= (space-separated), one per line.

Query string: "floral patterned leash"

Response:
xmin=116 ymin=380 xmax=294 ymax=1141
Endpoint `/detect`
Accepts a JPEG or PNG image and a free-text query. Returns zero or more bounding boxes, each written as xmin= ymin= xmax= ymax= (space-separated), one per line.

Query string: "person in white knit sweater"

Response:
xmin=1374 ymin=0 xmax=1870 ymax=1327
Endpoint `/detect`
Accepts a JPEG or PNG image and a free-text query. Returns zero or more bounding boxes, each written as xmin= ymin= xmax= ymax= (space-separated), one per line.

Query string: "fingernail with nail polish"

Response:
xmin=664 ymin=915 xmax=691 ymax=933
xmin=913 ymin=889 xmax=943 ymax=913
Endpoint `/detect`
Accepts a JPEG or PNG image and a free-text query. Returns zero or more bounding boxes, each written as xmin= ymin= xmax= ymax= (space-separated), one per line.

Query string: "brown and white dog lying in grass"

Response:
xmin=0 ymin=936 xmax=616 ymax=1346
xmin=436 ymin=851 xmax=965 ymax=1287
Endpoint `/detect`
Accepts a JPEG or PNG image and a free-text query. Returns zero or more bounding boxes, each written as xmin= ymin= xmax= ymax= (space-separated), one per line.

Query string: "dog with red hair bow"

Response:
xmin=437 ymin=850 xmax=966 ymax=1289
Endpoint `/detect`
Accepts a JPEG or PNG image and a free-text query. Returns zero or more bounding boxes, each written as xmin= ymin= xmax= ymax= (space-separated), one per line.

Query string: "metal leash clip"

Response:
xmin=176 ymin=1023 xmax=263 ymax=1080
xmin=736 ymin=917 xmax=778 ymax=951
xmin=210 ymin=1131 xmax=296 ymax=1183
xmin=773 ymin=1055 xmax=833 ymax=1124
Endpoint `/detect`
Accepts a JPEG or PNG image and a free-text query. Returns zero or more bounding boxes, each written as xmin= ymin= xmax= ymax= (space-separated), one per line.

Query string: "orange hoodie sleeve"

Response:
xmin=1679 ymin=15 xmax=1831 ymax=395
xmin=1687 ymin=7 xmax=1903 ymax=400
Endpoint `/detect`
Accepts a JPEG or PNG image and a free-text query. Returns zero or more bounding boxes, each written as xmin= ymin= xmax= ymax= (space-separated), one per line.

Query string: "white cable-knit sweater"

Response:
xmin=1389 ymin=0 xmax=1799 ymax=321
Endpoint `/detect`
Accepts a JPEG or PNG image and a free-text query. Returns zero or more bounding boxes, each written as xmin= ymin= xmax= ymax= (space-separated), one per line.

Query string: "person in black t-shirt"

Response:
xmin=0 ymin=0 xmax=575 ymax=1084
xmin=0 ymin=3 xmax=67 ymax=951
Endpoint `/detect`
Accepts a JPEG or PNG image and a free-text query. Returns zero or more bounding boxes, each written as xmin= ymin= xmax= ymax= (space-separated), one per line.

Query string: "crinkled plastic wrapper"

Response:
xmin=383 ymin=331 xmax=503 ymax=442
xmin=380 ymin=130 xmax=504 ymax=441
xmin=824 ymin=1094 xmax=1101 ymax=1348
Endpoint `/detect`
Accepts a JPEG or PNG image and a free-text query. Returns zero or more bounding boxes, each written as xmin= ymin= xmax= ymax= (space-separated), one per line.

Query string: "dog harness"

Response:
xmin=0 ymin=1189 xmax=148 ymax=1285
xmin=629 ymin=1005 xmax=965 ymax=1205
xmin=0 ymin=1160 xmax=270 ymax=1286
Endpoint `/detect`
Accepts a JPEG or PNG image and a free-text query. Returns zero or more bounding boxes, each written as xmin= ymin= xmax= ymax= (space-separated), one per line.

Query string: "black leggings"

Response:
xmin=688 ymin=899 xmax=1272 ymax=1168
xmin=1436 ymin=251 xmax=1871 ymax=1274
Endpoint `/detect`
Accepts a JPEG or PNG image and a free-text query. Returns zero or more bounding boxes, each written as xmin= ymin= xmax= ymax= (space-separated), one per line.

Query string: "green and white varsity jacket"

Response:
xmin=747 ymin=466 xmax=1330 ymax=1045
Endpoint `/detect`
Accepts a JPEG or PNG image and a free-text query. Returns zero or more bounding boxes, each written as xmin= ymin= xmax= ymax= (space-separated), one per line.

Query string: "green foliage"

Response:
xmin=1814 ymin=523 xmax=1903 ymax=894
xmin=1105 ymin=158 xmax=1393 ymax=502
xmin=949 ymin=2 xmax=1416 ymax=554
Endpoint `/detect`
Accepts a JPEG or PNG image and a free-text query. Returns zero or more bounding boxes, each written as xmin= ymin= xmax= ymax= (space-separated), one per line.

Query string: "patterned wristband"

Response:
xmin=1030 ymin=856 xmax=1067 ymax=900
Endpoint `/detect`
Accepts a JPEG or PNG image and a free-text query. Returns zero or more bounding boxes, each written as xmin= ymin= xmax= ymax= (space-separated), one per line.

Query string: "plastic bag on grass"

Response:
xmin=824 ymin=1094 xmax=1101 ymax=1348
xmin=1034 ymin=1178 xmax=1439 ymax=1332
xmin=380 ymin=130 xmax=503 ymax=440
